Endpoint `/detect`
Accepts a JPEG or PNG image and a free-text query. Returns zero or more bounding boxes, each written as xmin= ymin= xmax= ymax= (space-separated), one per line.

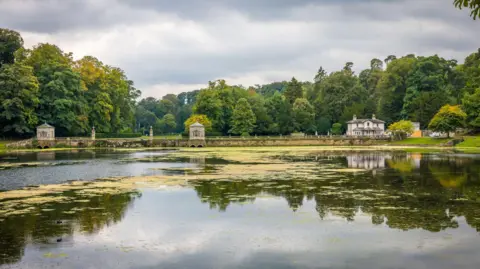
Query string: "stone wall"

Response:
xmin=6 ymin=137 xmax=391 ymax=149
xmin=203 ymin=137 xmax=390 ymax=147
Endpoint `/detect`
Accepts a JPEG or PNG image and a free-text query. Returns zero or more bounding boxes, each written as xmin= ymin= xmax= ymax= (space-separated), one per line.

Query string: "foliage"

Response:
xmin=454 ymin=0 xmax=480 ymax=19
xmin=284 ymin=77 xmax=303 ymax=104
xmin=462 ymin=88 xmax=480 ymax=132
xmin=184 ymin=114 xmax=212 ymax=133
xmin=428 ymin=105 xmax=467 ymax=137
xmin=331 ymin=123 xmax=343 ymax=135
xmin=0 ymin=28 xmax=23 ymax=68
xmin=388 ymin=120 xmax=415 ymax=140
xmin=0 ymin=62 xmax=39 ymax=135
xmin=155 ymin=113 xmax=177 ymax=134
xmin=0 ymin=29 xmax=139 ymax=138
xmin=3 ymin=28 xmax=480 ymax=140
xmin=230 ymin=98 xmax=256 ymax=135
xmin=292 ymin=98 xmax=315 ymax=133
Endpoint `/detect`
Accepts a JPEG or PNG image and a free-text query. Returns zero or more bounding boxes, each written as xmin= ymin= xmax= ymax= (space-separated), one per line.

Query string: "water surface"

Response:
xmin=1 ymin=149 xmax=479 ymax=268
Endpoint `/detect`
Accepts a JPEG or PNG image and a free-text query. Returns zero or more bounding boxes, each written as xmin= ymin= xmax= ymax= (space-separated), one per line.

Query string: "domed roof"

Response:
xmin=190 ymin=122 xmax=204 ymax=127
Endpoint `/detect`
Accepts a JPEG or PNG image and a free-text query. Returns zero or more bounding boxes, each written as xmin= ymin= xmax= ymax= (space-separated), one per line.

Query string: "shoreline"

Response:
xmin=1 ymin=144 xmax=480 ymax=154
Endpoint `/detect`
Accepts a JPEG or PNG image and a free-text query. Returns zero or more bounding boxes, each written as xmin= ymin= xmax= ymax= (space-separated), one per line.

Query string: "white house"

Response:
xmin=346 ymin=115 xmax=385 ymax=137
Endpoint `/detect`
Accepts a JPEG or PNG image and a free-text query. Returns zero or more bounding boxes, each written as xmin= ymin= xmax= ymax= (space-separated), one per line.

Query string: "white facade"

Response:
xmin=189 ymin=122 xmax=205 ymax=140
xmin=36 ymin=123 xmax=55 ymax=141
xmin=346 ymin=115 xmax=385 ymax=137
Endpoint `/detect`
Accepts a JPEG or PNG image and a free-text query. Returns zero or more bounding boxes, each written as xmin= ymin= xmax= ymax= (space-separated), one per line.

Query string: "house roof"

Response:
xmin=37 ymin=122 xmax=54 ymax=129
xmin=190 ymin=122 xmax=204 ymax=127
xmin=347 ymin=118 xmax=385 ymax=124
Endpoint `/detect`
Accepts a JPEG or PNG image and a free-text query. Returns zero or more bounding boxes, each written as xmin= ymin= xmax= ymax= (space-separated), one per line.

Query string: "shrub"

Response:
xmin=388 ymin=120 xmax=415 ymax=140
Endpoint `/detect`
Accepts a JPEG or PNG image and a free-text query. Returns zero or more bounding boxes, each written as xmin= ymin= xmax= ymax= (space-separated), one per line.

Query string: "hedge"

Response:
xmin=96 ymin=133 xmax=142 ymax=139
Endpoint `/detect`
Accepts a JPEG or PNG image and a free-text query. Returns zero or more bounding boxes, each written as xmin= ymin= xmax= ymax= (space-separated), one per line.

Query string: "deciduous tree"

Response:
xmin=428 ymin=105 xmax=467 ymax=137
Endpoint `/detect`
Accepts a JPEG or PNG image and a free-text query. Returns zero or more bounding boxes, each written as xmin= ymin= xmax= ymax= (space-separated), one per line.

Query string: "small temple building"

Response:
xmin=346 ymin=115 xmax=385 ymax=137
xmin=36 ymin=122 xmax=55 ymax=141
xmin=189 ymin=122 xmax=205 ymax=147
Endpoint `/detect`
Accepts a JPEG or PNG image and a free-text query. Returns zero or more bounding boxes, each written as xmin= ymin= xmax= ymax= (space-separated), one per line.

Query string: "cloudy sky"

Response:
xmin=0 ymin=0 xmax=478 ymax=98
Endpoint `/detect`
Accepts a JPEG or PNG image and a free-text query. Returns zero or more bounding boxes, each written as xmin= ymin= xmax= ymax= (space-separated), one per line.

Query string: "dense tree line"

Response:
xmin=2 ymin=28 xmax=480 ymax=137
xmin=0 ymin=29 xmax=140 ymax=137
xmin=137 ymin=49 xmax=480 ymax=136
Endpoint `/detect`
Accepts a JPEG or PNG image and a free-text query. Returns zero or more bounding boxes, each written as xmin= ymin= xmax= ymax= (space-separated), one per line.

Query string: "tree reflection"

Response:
xmin=192 ymin=152 xmax=480 ymax=232
xmin=0 ymin=191 xmax=140 ymax=265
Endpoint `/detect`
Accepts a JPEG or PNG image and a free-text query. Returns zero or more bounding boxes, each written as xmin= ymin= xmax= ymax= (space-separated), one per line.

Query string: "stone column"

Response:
xmin=91 ymin=126 xmax=95 ymax=140
xmin=149 ymin=126 xmax=153 ymax=140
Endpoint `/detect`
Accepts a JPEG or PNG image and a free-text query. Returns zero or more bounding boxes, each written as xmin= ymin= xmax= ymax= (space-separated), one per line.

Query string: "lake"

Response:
xmin=1 ymin=148 xmax=480 ymax=269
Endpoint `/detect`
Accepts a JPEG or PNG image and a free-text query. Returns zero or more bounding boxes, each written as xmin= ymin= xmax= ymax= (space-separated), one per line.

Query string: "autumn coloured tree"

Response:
xmin=428 ymin=105 xmax=467 ymax=137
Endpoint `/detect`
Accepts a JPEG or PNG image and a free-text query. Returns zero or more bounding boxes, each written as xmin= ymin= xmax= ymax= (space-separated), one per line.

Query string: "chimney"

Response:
xmin=353 ymin=114 xmax=357 ymax=120
xmin=372 ymin=114 xmax=376 ymax=120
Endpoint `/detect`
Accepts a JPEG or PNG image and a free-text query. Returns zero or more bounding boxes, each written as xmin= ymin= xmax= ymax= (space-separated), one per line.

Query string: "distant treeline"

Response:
xmin=1 ymin=28 xmax=479 ymax=137
xmin=136 ymin=52 xmax=480 ymax=136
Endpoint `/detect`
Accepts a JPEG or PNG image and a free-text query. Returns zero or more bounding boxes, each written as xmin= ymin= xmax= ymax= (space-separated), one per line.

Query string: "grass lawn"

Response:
xmin=457 ymin=136 xmax=480 ymax=148
xmin=389 ymin=137 xmax=450 ymax=145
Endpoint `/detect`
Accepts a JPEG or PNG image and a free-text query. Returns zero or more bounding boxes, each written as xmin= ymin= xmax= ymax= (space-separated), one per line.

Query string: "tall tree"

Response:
xmin=284 ymin=77 xmax=303 ymax=104
xmin=0 ymin=62 xmax=39 ymax=135
xmin=376 ymin=56 xmax=417 ymax=125
xmin=462 ymin=88 xmax=480 ymax=132
xmin=24 ymin=44 xmax=89 ymax=135
xmin=230 ymin=98 xmax=256 ymax=135
xmin=292 ymin=98 xmax=315 ymax=133
xmin=0 ymin=28 xmax=23 ymax=68
xmin=384 ymin=55 xmax=397 ymax=65
xmin=402 ymin=55 xmax=456 ymax=128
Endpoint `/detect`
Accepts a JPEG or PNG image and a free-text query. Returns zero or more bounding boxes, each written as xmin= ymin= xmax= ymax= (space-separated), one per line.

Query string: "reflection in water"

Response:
xmin=192 ymin=151 xmax=480 ymax=232
xmin=0 ymin=191 xmax=140 ymax=265
xmin=36 ymin=152 xmax=56 ymax=161
xmin=1 ymin=150 xmax=480 ymax=268
xmin=346 ymin=152 xmax=388 ymax=169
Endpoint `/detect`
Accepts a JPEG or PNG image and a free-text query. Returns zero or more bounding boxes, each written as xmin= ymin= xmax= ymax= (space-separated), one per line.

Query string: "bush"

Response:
xmin=96 ymin=133 xmax=142 ymax=139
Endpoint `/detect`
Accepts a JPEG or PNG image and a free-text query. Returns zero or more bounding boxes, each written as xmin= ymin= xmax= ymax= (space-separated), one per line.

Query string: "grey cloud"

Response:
xmin=1 ymin=0 xmax=478 ymax=98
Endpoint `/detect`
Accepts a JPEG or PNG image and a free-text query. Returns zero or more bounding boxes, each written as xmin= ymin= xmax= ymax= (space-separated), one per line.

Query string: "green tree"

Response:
xmin=292 ymin=98 xmax=315 ymax=133
xmin=0 ymin=62 xmax=39 ymax=135
xmin=462 ymin=88 xmax=480 ymax=132
xmin=265 ymin=92 xmax=294 ymax=134
xmin=384 ymin=55 xmax=397 ymax=65
xmin=454 ymin=0 xmax=480 ymax=19
xmin=230 ymin=98 xmax=256 ymax=136
xmin=135 ymin=106 xmax=158 ymax=131
xmin=24 ymin=44 xmax=89 ymax=135
xmin=248 ymin=94 xmax=273 ymax=135
xmin=0 ymin=28 xmax=23 ymax=68
xmin=401 ymin=55 xmax=456 ymax=128
xmin=284 ymin=77 xmax=303 ymax=104
xmin=317 ymin=70 xmax=367 ymax=123
xmin=388 ymin=120 xmax=415 ymax=140
xmin=155 ymin=113 xmax=177 ymax=134
xmin=428 ymin=105 xmax=467 ymax=137
xmin=331 ymin=123 xmax=343 ymax=135
xmin=184 ymin=114 xmax=212 ymax=133
xmin=376 ymin=56 xmax=417 ymax=125
xmin=316 ymin=117 xmax=331 ymax=135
